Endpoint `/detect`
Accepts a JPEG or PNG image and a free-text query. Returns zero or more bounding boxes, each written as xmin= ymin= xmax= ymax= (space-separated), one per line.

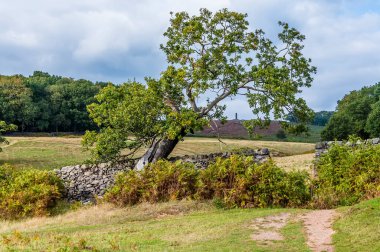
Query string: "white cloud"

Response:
xmin=0 ymin=0 xmax=379 ymax=118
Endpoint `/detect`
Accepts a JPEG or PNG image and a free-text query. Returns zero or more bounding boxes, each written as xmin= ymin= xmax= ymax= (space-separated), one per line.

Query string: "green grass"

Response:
xmin=254 ymin=125 xmax=324 ymax=143
xmin=0 ymin=136 xmax=315 ymax=170
xmin=0 ymin=137 xmax=89 ymax=170
xmin=193 ymin=124 xmax=324 ymax=143
xmin=1 ymin=198 xmax=380 ymax=251
xmin=333 ymin=197 xmax=380 ymax=252
xmin=0 ymin=201 xmax=309 ymax=252
xmin=279 ymin=220 xmax=310 ymax=252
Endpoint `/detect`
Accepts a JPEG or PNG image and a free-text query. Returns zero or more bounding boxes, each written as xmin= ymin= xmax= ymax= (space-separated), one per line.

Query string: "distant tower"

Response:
xmin=235 ymin=113 xmax=238 ymax=120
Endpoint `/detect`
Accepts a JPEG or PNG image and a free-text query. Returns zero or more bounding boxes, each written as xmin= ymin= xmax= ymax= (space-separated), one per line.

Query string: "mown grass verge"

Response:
xmin=333 ymin=197 xmax=380 ymax=252
xmin=0 ymin=201 xmax=308 ymax=252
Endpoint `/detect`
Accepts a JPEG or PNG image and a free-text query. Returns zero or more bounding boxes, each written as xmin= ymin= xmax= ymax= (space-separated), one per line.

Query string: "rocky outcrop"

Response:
xmin=55 ymin=148 xmax=270 ymax=202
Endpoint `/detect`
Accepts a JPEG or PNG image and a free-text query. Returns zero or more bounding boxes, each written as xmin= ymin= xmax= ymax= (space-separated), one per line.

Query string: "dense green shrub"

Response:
xmin=276 ymin=129 xmax=287 ymax=139
xmin=102 ymin=169 xmax=143 ymax=206
xmin=312 ymin=142 xmax=380 ymax=208
xmin=141 ymin=160 xmax=199 ymax=203
xmin=0 ymin=165 xmax=64 ymax=219
xmin=105 ymin=156 xmax=310 ymax=208
xmin=197 ymin=155 xmax=310 ymax=208
xmin=104 ymin=160 xmax=199 ymax=206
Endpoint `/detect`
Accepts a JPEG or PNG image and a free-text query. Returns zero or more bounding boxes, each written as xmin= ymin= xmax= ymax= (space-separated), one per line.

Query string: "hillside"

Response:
xmin=196 ymin=119 xmax=282 ymax=138
xmin=194 ymin=120 xmax=323 ymax=143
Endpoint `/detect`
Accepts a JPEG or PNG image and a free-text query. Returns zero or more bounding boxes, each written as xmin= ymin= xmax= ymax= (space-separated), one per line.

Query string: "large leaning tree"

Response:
xmin=83 ymin=8 xmax=316 ymax=169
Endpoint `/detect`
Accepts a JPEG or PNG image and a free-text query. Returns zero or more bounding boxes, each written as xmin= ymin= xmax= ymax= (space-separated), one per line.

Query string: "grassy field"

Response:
xmin=0 ymin=137 xmax=89 ymax=170
xmin=333 ymin=197 xmax=380 ymax=251
xmin=253 ymin=125 xmax=324 ymax=143
xmin=0 ymin=136 xmax=315 ymax=170
xmin=1 ymin=199 xmax=379 ymax=251
xmin=0 ymin=201 xmax=309 ymax=252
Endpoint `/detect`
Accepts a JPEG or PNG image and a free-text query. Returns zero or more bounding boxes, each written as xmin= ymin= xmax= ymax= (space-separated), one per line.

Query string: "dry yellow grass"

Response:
xmin=0 ymin=201 xmax=212 ymax=234
xmin=273 ymin=153 xmax=315 ymax=171
xmin=172 ymin=137 xmax=315 ymax=156
xmin=0 ymin=201 xmax=295 ymax=251
xmin=1 ymin=136 xmax=315 ymax=170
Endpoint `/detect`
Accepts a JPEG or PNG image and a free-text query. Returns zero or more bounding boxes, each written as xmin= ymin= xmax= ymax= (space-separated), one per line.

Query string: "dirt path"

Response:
xmin=250 ymin=213 xmax=290 ymax=242
xmin=0 ymin=139 xmax=18 ymax=149
xmin=251 ymin=210 xmax=337 ymax=251
xmin=301 ymin=210 xmax=337 ymax=252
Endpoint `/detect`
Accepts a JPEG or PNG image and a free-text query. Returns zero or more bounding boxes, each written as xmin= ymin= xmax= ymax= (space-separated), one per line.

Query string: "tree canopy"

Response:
xmin=83 ymin=8 xmax=316 ymax=168
xmin=286 ymin=110 xmax=333 ymax=126
xmin=322 ymin=82 xmax=380 ymax=140
xmin=0 ymin=71 xmax=105 ymax=132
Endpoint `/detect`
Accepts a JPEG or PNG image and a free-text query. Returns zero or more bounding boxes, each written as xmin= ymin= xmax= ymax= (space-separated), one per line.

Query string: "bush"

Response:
xmin=104 ymin=160 xmax=199 ymax=206
xmin=197 ymin=155 xmax=310 ymax=208
xmin=105 ymin=156 xmax=310 ymax=209
xmin=276 ymin=129 xmax=287 ymax=139
xmin=0 ymin=165 xmax=64 ymax=219
xmin=102 ymin=169 xmax=143 ymax=206
xmin=312 ymin=141 xmax=380 ymax=208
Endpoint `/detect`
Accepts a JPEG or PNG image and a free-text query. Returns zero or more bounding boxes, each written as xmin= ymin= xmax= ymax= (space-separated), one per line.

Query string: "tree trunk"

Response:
xmin=135 ymin=137 xmax=180 ymax=170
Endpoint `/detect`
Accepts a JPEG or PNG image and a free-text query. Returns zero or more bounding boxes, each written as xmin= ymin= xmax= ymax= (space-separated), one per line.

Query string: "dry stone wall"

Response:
xmin=55 ymin=148 xmax=270 ymax=202
xmin=55 ymin=162 xmax=130 ymax=202
xmin=315 ymin=138 xmax=380 ymax=157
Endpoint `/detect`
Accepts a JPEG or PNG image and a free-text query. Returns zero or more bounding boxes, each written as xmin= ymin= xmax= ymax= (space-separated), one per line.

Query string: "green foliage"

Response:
xmin=276 ymin=129 xmax=287 ymax=139
xmin=0 ymin=75 xmax=34 ymax=131
xmin=86 ymin=8 xmax=316 ymax=162
xmin=197 ymin=156 xmax=310 ymax=208
xmin=312 ymin=142 xmax=380 ymax=208
xmin=103 ymin=169 xmax=143 ymax=206
xmin=83 ymin=81 xmax=183 ymax=162
xmin=47 ymin=78 xmax=100 ymax=132
xmin=105 ymin=156 xmax=310 ymax=209
xmin=0 ymin=165 xmax=64 ymax=219
xmin=0 ymin=121 xmax=17 ymax=152
xmin=104 ymin=160 xmax=199 ymax=205
xmin=321 ymin=112 xmax=354 ymax=141
xmin=312 ymin=111 xmax=334 ymax=126
xmin=286 ymin=110 xmax=333 ymax=126
xmin=365 ymin=101 xmax=380 ymax=137
xmin=322 ymin=82 xmax=380 ymax=140
xmin=0 ymin=71 xmax=103 ymax=132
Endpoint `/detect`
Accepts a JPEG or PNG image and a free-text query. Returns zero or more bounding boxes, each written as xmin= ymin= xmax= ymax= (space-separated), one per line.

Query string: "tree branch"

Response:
xmin=200 ymin=79 xmax=254 ymax=116
xmin=186 ymin=85 xmax=199 ymax=112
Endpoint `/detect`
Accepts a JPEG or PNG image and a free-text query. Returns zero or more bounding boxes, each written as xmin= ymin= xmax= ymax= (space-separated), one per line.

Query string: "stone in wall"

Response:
xmin=54 ymin=162 xmax=131 ymax=202
xmin=55 ymin=148 xmax=270 ymax=202
xmin=315 ymin=138 xmax=380 ymax=158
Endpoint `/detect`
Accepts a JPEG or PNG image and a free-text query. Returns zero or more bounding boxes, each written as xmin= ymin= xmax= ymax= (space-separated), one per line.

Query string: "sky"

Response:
xmin=1 ymin=0 xmax=380 ymax=119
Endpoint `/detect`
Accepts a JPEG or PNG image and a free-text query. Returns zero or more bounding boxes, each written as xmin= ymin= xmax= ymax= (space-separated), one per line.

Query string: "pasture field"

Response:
xmin=0 ymin=199 xmax=379 ymax=251
xmin=0 ymin=136 xmax=315 ymax=170
xmin=250 ymin=125 xmax=324 ymax=143
xmin=0 ymin=201 xmax=309 ymax=251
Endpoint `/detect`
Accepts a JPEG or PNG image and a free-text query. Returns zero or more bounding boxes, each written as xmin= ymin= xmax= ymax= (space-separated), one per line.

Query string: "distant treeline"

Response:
xmin=286 ymin=110 xmax=334 ymax=126
xmin=0 ymin=71 xmax=107 ymax=132
xmin=322 ymin=82 xmax=380 ymax=140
